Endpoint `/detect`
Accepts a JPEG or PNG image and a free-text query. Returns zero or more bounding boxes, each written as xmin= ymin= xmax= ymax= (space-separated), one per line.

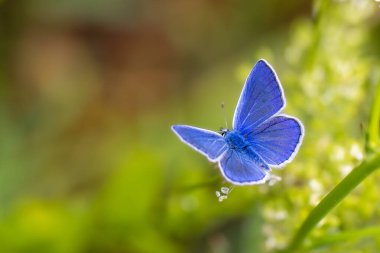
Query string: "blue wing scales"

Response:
xmin=171 ymin=125 xmax=227 ymax=162
xmin=233 ymin=59 xmax=285 ymax=134
xmin=219 ymin=148 xmax=270 ymax=185
xmin=247 ymin=115 xmax=304 ymax=167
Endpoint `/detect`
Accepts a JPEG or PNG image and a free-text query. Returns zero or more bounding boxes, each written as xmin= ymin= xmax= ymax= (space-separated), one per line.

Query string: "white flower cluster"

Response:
xmin=215 ymin=186 xmax=232 ymax=202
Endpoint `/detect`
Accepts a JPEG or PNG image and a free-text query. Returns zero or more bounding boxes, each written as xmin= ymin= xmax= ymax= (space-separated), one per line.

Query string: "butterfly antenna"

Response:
xmin=221 ymin=102 xmax=229 ymax=129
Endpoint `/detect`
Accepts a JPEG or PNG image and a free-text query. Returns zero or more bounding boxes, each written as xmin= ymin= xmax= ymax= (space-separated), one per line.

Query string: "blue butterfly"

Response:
xmin=172 ymin=59 xmax=304 ymax=185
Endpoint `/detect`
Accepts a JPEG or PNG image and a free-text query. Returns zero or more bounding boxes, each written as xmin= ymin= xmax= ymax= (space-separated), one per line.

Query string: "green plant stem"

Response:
xmin=367 ymin=83 xmax=380 ymax=151
xmin=280 ymin=153 xmax=380 ymax=253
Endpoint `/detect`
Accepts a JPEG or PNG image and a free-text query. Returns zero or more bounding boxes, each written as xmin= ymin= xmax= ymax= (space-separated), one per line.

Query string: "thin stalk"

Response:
xmin=367 ymin=82 xmax=380 ymax=151
xmin=280 ymin=153 xmax=380 ymax=253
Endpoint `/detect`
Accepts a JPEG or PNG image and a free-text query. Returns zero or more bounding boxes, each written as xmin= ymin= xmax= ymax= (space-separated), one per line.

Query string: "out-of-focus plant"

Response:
xmin=1 ymin=0 xmax=380 ymax=252
xmin=254 ymin=0 xmax=380 ymax=252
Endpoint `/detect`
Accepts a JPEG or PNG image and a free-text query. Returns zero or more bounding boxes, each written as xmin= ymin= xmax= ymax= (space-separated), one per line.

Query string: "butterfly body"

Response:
xmin=172 ymin=59 xmax=304 ymax=185
xmin=223 ymin=130 xmax=248 ymax=150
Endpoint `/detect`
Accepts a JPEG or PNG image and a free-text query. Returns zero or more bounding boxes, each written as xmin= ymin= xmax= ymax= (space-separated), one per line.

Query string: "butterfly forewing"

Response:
xmin=233 ymin=60 xmax=285 ymax=134
xmin=171 ymin=125 xmax=228 ymax=162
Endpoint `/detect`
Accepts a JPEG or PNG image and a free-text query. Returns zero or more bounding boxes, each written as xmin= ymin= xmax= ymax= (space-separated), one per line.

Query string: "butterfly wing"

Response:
xmin=219 ymin=148 xmax=270 ymax=185
xmin=233 ymin=59 xmax=285 ymax=134
xmin=246 ymin=115 xmax=304 ymax=167
xmin=171 ymin=125 xmax=228 ymax=162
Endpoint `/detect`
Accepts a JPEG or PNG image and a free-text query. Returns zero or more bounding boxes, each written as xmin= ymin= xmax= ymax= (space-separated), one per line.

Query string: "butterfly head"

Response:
xmin=219 ymin=128 xmax=229 ymax=136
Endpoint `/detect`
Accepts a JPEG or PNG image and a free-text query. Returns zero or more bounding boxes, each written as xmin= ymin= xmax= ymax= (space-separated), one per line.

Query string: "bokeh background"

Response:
xmin=1 ymin=0 xmax=380 ymax=252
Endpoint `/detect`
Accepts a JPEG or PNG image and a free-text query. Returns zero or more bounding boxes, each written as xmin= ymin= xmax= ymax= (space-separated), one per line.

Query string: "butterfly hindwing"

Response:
xmin=171 ymin=125 xmax=228 ymax=162
xmin=233 ymin=59 xmax=285 ymax=134
xmin=219 ymin=148 xmax=270 ymax=185
xmin=246 ymin=115 xmax=304 ymax=167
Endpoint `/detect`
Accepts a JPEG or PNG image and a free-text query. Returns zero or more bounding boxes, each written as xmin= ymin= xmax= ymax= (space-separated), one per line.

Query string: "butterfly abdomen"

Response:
xmin=224 ymin=131 xmax=270 ymax=172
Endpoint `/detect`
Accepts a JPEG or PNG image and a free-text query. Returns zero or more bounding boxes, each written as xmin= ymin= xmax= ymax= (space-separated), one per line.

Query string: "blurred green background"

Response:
xmin=1 ymin=0 xmax=380 ymax=252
